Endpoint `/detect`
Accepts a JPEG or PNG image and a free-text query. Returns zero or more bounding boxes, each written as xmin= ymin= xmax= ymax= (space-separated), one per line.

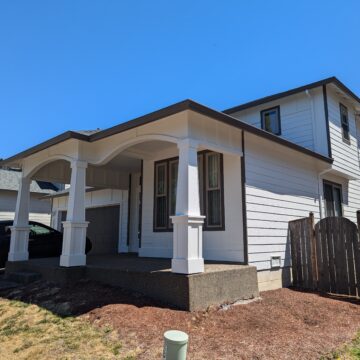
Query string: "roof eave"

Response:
xmin=223 ymin=77 xmax=360 ymax=114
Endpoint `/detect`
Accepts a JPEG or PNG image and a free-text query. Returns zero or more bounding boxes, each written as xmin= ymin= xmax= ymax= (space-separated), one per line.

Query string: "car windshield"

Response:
xmin=30 ymin=224 xmax=53 ymax=236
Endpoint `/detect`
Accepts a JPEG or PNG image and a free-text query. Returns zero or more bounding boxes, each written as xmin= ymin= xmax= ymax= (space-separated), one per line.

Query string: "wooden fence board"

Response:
xmin=346 ymin=224 xmax=357 ymax=296
xmin=289 ymin=226 xmax=298 ymax=286
xmin=290 ymin=213 xmax=360 ymax=298
xmin=325 ymin=217 xmax=337 ymax=293
xmin=336 ymin=218 xmax=348 ymax=294
xmin=320 ymin=219 xmax=330 ymax=292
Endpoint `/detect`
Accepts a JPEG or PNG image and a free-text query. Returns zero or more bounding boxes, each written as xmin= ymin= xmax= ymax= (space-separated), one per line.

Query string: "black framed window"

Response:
xmin=153 ymin=151 xmax=224 ymax=231
xmin=154 ymin=162 xmax=168 ymax=229
xmin=261 ymin=106 xmax=281 ymax=135
xmin=340 ymin=103 xmax=350 ymax=143
xmin=323 ymin=181 xmax=342 ymax=217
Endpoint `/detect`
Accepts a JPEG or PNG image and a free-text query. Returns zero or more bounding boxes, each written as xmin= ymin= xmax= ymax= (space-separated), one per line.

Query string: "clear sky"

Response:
xmin=1 ymin=0 xmax=360 ymax=159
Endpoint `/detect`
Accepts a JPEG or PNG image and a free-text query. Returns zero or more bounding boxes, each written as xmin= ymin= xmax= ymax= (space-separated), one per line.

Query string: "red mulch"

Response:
xmin=1 ymin=279 xmax=360 ymax=359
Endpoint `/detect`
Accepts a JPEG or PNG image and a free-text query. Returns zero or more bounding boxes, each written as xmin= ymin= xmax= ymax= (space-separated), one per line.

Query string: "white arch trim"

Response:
xmin=93 ymin=134 xmax=180 ymax=166
xmin=25 ymin=154 xmax=74 ymax=178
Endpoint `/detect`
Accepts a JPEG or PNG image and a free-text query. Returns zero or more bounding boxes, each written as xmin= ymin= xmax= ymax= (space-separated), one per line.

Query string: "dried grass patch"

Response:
xmin=0 ymin=298 xmax=138 ymax=360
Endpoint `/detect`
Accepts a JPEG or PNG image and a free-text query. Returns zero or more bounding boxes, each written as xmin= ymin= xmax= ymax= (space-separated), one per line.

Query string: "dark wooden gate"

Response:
xmin=289 ymin=212 xmax=360 ymax=297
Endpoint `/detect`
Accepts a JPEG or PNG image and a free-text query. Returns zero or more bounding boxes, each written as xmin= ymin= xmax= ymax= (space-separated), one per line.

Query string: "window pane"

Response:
xmin=340 ymin=104 xmax=350 ymax=141
xmin=156 ymin=196 xmax=167 ymax=228
xmin=207 ymin=190 xmax=221 ymax=226
xmin=262 ymin=108 xmax=280 ymax=135
xmin=169 ymin=161 xmax=178 ymax=216
xmin=156 ymin=164 xmax=166 ymax=195
xmin=324 ymin=183 xmax=334 ymax=217
xmin=207 ymin=153 xmax=219 ymax=189
xmin=333 ymin=187 xmax=342 ymax=217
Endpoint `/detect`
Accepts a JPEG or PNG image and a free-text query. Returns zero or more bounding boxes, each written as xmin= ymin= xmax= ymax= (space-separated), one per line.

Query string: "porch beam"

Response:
xmin=8 ymin=176 xmax=31 ymax=261
xmin=60 ymin=160 xmax=89 ymax=267
xmin=171 ymin=139 xmax=205 ymax=274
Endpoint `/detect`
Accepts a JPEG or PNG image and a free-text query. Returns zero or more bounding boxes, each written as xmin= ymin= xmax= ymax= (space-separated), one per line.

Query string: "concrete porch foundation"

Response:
xmin=5 ymin=254 xmax=259 ymax=311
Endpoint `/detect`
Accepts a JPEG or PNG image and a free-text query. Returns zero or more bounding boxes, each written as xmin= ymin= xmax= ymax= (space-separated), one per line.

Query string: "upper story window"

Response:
xmin=154 ymin=151 xmax=224 ymax=231
xmin=261 ymin=106 xmax=281 ymax=135
xmin=340 ymin=103 xmax=350 ymax=143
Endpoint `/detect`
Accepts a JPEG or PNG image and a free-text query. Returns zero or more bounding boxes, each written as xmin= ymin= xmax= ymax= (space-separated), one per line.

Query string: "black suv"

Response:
xmin=0 ymin=220 xmax=92 ymax=268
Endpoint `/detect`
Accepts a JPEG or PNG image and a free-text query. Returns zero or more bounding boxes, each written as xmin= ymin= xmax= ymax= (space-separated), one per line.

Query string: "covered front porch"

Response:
xmin=5 ymin=254 xmax=259 ymax=310
xmin=4 ymin=103 xmax=247 ymax=277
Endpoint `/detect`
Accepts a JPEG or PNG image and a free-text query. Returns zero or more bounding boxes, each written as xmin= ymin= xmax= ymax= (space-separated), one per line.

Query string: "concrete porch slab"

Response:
xmin=5 ymin=254 xmax=259 ymax=311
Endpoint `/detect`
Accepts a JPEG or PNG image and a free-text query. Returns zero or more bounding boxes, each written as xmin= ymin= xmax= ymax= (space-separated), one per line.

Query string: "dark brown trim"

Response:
xmin=186 ymin=100 xmax=333 ymax=164
xmin=153 ymin=159 xmax=169 ymax=232
xmin=126 ymin=173 xmax=132 ymax=246
xmin=2 ymin=88 xmax=338 ymax=167
xmin=90 ymin=100 xmax=190 ymax=142
xmin=323 ymin=179 xmax=343 ymax=217
xmin=323 ymin=85 xmax=332 ymax=158
xmin=223 ymin=76 xmax=360 ymax=114
xmin=260 ymin=105 xmax=281 ymax=136
xmin=153 ymin=156 xmax=178 ymax=232
xmin=201 ymin=150 xmax=225 ymax=231
xmin=138 ymin=160 xmax=143 ymax=248
xmin=240 ymin=131 xmax=248 ymax=265
xmin=1 ymin=131 xmax=89 ymax=165
xmin=152 ymin=151 xmax=225 ymax=232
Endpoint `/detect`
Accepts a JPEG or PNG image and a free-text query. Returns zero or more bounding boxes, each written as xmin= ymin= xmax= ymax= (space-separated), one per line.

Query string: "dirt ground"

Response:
xmin=1 ymin=279 xmax=360 ymax=360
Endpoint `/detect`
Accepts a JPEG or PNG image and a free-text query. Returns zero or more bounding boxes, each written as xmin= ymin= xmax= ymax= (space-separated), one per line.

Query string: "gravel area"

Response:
xmin=1 ymin=280 xmax=360 ymax=359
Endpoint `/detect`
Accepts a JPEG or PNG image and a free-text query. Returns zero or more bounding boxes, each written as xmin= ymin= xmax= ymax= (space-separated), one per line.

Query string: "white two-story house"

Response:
xmin=2 ymin=76 xmax=359 ymax=292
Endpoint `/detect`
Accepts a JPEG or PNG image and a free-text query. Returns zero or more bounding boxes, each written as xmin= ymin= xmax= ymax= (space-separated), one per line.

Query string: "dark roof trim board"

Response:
xmin=1 ymin=131 xmax=89 ymax=166
xmin=0 ymin=99 xmax=333 ymax=166
xmin=223 ymin=77 xmax=360 ymax=114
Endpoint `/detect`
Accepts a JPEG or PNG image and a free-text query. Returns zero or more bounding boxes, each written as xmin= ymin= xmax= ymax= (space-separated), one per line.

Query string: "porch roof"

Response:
xmin=1 ymin=99 xmax=333 ymax=167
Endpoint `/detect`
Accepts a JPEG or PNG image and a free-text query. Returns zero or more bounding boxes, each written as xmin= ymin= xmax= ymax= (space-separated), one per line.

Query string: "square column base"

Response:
xmin=8 ymin=225 xmax=30 ymax=262
xmin=8 ymin=251 xmax=29 ymax=262
xmin=171 ymin=258 xmax=204 ymax=274
xmin=171 ymin=215 xmax=205 ymax=275
xmin=60 ymin=254 xmax=86 ymax=267
xmin=60 ymin=221 xmax=88 ymax=267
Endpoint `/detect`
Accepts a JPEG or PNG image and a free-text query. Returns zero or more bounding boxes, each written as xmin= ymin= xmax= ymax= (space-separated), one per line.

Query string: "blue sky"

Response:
xmin=1 ymin=0 xmax=360 ymax=159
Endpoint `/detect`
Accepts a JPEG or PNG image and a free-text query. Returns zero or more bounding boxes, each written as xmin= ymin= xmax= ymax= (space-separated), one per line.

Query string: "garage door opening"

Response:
xmin=59 ymin=205 xmax=120 ymax=255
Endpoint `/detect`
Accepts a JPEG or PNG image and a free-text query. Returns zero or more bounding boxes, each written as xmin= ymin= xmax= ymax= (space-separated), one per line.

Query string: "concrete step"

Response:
xmin=5 ymin=271 xmax=41 ymax=285
xmin=0 ymin=279 xmax=19 ymax=290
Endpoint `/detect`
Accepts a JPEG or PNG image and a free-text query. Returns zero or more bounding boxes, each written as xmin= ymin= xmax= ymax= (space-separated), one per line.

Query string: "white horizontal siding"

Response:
xmin=140 ymin=151 xmax=244 ymax=262
xmin=322 ymin=173 xmax=360 ymax=225
xmin=52 ymin=188 xmax=128 ymax=252
xmin=0 ymin=190 xmax=52 ymax=213
xmin=327 ymin=89 xmax=360 ymax=179
xmin=244 ymin=133 xmax=320 ymax=271
xmin=0 ymin=211 xmax=51 ymax=226
xmin=231 ymin=92 xmax=316 ymax=151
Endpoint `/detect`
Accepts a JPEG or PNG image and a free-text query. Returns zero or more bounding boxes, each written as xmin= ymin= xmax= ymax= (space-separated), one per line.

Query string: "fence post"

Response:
xmin=309 ymin=212 xmax=318 ymax=289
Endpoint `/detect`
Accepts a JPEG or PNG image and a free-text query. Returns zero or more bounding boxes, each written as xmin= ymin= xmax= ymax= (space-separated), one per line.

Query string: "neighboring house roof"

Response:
xmin=223 ymin=76 xmax=360 ymax=114
xmin=0 ymin=168 xmax=59 ymax=194
xmin=3 ymin=77 xmax=354 ymax=167
xmin=42 ymin=186 xmax=97 ymax=199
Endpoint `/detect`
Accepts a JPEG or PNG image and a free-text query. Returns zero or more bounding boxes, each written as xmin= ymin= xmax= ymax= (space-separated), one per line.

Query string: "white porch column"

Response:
xmin=60 ymin=160 xmax=88 ymax=267
xmin=171 ymin=139 xmax=205 ymax=274
xmin=8 ymin=176 xmax=31 ymax=261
